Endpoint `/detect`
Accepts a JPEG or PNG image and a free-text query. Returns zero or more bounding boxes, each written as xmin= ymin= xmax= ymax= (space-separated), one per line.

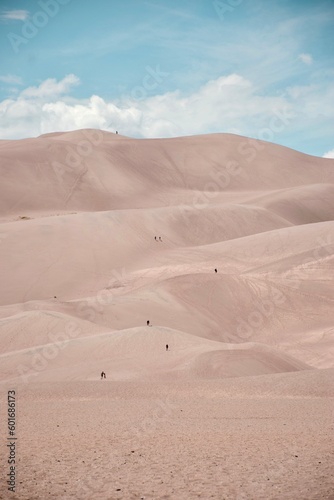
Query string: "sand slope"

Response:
xmin=1 ymin=130 xmax=334 ymax=382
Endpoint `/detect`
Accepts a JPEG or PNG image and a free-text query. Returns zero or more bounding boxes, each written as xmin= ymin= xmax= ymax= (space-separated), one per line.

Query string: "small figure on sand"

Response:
xmin=154 ymin=236 xmax=157 ymax=241
xmin=214 ymin=268 xmax=217 ymax=273
xmin=101 ymin=371 xmax=106 ymax=379
xmin=159 ymin=236 xmax=162 ymax=242
xmin=147 ymin=320 xmax=150 ymax=326
xmin=166 ymin=344 xmax=169 ymax=351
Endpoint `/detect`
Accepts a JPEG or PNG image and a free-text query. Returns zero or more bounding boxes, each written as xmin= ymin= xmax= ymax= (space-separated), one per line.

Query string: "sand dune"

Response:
xmin=1 ymin=130 xmax=334 ymax=378
xmin=249 ymin=183 xmax=334 ymax=225
xmin=0 ymin=324 xmax=312 ymax=384
xmin=1 ymin=130 xmax=333 ymax=219
xmin=0 ymin=131 xmax=333 ymax=498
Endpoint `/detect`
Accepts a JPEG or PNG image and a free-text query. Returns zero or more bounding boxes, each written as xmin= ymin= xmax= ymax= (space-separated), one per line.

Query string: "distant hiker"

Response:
xmin=159 ymin=236 xmax=162 ymax=242
xmin=166 ymin=344 xmax=169 ymax=351
xmin=214 ymin=268 xmax=217 ymax=273
xmin=147 ymin=320 xmax=150 ymax=326
xmin=101 ymin=371 xmax=106 ymax=379
xmin=154 ymin=236 xmax=157 ymax=241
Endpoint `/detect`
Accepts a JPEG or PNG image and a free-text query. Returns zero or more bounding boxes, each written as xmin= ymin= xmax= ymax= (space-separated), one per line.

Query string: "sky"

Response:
xmin=0 ymin=0 xmax=333 ymax=157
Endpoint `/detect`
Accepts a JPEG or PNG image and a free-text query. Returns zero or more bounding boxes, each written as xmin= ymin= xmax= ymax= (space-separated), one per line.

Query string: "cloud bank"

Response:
xmin=0 ymin=73 xmax=333 ymax=157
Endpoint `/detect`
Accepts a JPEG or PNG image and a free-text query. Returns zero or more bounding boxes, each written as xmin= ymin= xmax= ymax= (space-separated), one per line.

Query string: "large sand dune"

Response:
xmin=1 ymin=130 xmax=333 ymax=375
xmin=0 ymin=130 xmax=333 ymax=498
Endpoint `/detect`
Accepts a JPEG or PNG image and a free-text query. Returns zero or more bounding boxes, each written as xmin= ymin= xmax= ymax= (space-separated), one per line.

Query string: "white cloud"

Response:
xmin=0 ymin=9 xmax=29 ymax=21
xmin=298 ymin=53 xmax=313 ymax=65
xmin=21 ymin=74 xmax=80 ymax=99
xmin=0 ymin=74 xmax=283 ymax=139
xmin=323 ymin=149 xmax=334 ymax=159
xmin=0 ymin=74 xmax=23 ymax=85
xmin=0 ymin=73 xmax=333 ymax=152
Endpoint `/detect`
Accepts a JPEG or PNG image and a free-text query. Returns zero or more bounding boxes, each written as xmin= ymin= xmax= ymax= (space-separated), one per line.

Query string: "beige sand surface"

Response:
xmin=0 ymin=373 xmax=333 ymax=500
xmin=0 ymin=130 xmax=333 ymax=499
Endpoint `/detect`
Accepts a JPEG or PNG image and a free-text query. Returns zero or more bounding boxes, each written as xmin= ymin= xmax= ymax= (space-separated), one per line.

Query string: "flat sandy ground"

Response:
xmin=1 ymin=369 xmax=333 ymax=500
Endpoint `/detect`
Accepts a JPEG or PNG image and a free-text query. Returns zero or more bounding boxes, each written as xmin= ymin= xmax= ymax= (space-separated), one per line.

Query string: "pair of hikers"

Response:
xmin=154 ymin=236 xmax=163 ymax=242
xmin=100 ymin=371 xmax=106 ymax=379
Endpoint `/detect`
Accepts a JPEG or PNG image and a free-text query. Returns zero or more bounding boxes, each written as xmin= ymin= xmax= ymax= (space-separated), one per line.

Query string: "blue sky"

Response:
xmin=0 ymin=0 xmax=333 ymax=157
